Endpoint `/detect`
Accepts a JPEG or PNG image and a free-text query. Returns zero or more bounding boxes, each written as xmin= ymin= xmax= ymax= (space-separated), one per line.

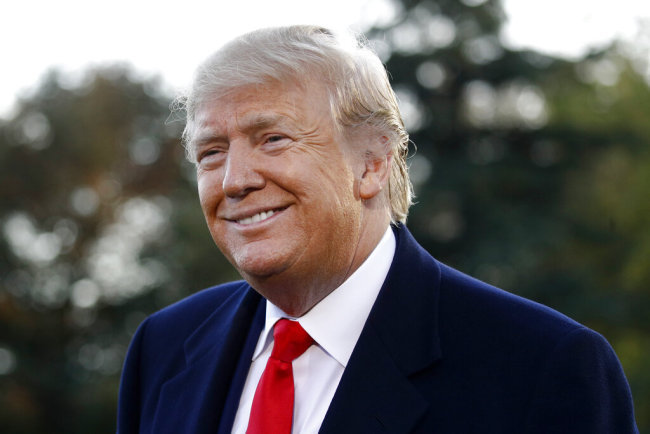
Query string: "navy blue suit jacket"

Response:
xmin=117 ymin=224 xmax=638 ymax=433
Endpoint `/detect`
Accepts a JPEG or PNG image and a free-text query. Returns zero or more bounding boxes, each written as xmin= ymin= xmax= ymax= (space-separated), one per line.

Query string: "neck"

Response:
xmin=249 ymin=212 xmax=391 ymax=317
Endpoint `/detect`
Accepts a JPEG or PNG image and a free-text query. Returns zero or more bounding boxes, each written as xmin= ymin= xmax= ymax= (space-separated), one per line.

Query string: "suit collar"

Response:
xmin=183 ymin=281 xmax=262 ymax=364
xmin=368 ymin=223 xmax=442 ymax=373
xmin=153 ymin=283 xmax=264 ymax=434
xmin=321 ymin=223 xmax=442 ymax=433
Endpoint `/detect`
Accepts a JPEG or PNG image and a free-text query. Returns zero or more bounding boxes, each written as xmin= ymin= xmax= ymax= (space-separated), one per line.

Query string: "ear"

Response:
xmin=359 ymin=137 xmax=392 ymax=200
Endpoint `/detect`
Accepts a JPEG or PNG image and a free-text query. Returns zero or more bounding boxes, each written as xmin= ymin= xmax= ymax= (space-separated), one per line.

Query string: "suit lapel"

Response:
xmin=152 ymin=283 xmax=264 ymax=434
xmin=321 ymin=224 xmax=443 ymax=433
xmin=319 ymin=324 xmax=431 ymax=433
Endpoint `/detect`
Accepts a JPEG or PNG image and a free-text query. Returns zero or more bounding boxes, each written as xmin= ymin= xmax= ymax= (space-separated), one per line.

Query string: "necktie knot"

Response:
xmin=271 ymin=319 xmax=314 ymax=363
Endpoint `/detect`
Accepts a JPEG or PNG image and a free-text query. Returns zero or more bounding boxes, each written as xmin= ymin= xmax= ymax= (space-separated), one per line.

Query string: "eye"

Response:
xmin=197 ymin=147 xmax=226 ymax=167
xmin=199 ymin=148 xmax=221 ymax=159
xmin=266 ymin=135 xmax=286 ymax=143
xmin=261 ymin=134 xmax=292 ymax=152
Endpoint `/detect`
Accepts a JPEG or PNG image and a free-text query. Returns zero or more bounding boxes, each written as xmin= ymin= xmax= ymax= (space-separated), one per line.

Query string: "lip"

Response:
xmin=223 ymin=205 xmax=289 ymax=227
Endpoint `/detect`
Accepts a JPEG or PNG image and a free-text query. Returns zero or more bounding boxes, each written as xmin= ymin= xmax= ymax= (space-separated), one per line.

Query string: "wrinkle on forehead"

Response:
xmin=189 ymin=79 xmax=346 ymax=158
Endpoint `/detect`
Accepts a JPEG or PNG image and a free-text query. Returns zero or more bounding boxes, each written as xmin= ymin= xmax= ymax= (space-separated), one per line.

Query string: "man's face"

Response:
xmin=193 ymin=80 xmax=368 ymax=304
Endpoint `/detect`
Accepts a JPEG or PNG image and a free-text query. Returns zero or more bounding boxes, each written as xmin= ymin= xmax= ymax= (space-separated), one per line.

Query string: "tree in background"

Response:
xmin=369 ymin=0 xmax=649 ymax=428
xmin=0 ymin=0 xmax=648 ymax=432
xmin=0 ymin=67 xmax=237 ymax=433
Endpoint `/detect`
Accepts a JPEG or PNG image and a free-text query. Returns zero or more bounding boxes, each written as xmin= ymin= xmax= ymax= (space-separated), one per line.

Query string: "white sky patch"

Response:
xmin=0 ymin=0 xmax=396 ymax=117
xmin=2 ymin=0 xmax=649 ymax=117
xmin=501 ymin=0 xmax=650 ymax=58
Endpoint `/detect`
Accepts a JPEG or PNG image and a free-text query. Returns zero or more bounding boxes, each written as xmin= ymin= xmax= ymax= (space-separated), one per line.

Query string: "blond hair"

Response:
xmin=180 ymin=25 xmax=413 ymax=223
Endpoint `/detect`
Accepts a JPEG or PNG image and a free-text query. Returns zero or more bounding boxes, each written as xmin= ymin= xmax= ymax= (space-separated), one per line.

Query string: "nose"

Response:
xmin=222 ymin=142 xmax=265 ymax=197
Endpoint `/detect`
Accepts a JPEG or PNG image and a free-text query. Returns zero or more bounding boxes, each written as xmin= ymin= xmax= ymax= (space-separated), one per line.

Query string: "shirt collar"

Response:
xmin=252 ymin=226 xmax=396 ymax=367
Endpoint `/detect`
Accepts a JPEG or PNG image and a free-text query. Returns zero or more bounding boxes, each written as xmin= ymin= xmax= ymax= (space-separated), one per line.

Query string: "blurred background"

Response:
xmin=1 ymin=0 xmax=649 ymax=432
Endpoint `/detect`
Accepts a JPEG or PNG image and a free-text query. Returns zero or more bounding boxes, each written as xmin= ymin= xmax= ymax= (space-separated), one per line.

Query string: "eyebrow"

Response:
xmin=191 ymin=112 xmax=292 ymax=157
xmin=193 ymin=131 xmax=227 ymax=148
xmin=239 ymin=113 xmax=286 ymax=133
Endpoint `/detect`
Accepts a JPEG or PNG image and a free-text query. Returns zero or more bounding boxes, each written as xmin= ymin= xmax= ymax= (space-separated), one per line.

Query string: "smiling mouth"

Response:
xmin=235 ymin=207 xmax=286 ymax=225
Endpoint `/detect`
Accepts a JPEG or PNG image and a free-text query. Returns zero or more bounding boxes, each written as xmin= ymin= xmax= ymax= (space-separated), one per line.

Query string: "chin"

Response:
xmin=230 ymin=250 xmax=293 ymax=282
xmin=237 ymin=263 xmax=286 ymax=282
xmin=223 ymin=233 xmax=300 ymax=275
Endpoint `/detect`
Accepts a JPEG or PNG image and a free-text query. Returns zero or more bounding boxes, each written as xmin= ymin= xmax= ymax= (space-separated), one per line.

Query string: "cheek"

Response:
xmin=197 ymin=173 xmax=222 ymax=215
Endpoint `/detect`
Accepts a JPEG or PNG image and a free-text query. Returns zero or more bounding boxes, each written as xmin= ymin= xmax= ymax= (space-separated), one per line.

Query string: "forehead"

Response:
xmin=193 ymin=80 xmax=333 ymax=134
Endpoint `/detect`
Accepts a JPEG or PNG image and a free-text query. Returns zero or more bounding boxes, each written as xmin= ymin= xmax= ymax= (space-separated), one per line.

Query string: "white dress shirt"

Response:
xmin=231 ymin=226 xmax=396 ymax=434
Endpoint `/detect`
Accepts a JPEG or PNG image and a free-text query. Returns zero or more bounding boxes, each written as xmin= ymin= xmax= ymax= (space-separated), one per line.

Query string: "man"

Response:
xmin=117 ymin=26 xmax=638 ymax=433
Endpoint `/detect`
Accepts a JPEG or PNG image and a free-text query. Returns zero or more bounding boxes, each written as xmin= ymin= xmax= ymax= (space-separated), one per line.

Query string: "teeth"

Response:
xmin=237 ymin=209 xmax=276 ymax=225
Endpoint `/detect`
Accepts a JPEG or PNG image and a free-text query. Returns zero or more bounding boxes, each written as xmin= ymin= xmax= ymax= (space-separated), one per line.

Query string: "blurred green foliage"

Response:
xmin=1 ymin=0 xmax=648 ymax=432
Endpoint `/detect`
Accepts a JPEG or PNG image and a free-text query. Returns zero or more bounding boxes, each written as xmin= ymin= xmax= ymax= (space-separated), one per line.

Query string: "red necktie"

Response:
xmin=247 ymin=319 xmax=314 ymax=434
